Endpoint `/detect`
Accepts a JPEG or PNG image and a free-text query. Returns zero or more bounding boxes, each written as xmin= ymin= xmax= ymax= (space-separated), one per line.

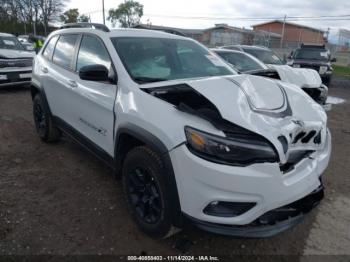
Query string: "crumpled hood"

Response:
xmin=0 ymin=49 xmax=35 ymax=59
xmin=144 ymin=74 xmax=327 ymax=164
xmin=188 ymin=75 xmax=327 ymax=163
xmin=268 ymin=64 xmax=322 ymax=88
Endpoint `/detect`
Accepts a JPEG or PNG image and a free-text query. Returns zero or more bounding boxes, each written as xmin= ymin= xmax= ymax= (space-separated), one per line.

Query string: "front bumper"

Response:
xmin=185 ymin=184 xmax=324 ymax=238
xmin=169 ymin=131 xmax=331 ymax=235
xmin=0 ymin=67 xmax=32 ymax=87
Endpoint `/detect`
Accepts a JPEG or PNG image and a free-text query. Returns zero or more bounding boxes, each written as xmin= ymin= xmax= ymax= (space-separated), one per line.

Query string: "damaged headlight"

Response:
xmin=185 ymin=127 xmax=278 ymax=166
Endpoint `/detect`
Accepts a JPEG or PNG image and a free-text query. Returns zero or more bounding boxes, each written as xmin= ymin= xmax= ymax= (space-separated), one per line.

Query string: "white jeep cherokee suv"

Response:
xmin=31 ymin=23 xmax=331 ymax=238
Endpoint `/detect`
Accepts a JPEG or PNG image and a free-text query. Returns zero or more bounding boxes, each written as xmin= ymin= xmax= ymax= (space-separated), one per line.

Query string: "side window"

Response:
xmin=52 ymin=34 xmax=78 ymax=70
xmin=76 ymin=35 xmax=111 ymax=72
xmin=42 ymin=35 xmax=59 ymax=60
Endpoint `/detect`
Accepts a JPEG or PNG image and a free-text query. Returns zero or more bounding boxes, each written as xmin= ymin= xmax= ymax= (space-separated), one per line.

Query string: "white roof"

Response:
xmin=109 ymin=28 xmax=188 ymax=39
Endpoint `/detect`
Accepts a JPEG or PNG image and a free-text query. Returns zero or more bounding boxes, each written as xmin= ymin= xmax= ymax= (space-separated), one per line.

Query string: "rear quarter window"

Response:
xmin=42 ymin=35 xmax=59 ymax=60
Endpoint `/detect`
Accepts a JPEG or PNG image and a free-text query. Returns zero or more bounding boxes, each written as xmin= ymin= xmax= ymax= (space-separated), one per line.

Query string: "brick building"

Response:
xmin=134 ymin=23 xmax=281 ymax=48
xmin=252 ymin=20 xmax=326 ymax=48
xmin=201 ymin=24 xmax=255 ymax=47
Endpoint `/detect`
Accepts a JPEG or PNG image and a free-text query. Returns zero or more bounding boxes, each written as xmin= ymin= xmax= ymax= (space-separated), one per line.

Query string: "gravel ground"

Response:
xmin=0 ymin=77 xmax=349 ymax=259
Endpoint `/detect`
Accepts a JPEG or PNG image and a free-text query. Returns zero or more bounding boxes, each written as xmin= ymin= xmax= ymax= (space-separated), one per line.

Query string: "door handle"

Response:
xmin=41 ymin=67 xmax=48 ymax=73
xmin=68 ymin=80 xmax=78 ymax=88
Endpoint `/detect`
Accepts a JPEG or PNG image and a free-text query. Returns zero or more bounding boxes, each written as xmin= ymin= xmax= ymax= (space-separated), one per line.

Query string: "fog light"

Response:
xmin=203 ymin=201 xmax=256 ymax=217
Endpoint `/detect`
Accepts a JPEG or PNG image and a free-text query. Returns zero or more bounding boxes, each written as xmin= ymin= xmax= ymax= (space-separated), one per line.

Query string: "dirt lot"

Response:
xmin=0 ymin=77 xmax=350 ymax=259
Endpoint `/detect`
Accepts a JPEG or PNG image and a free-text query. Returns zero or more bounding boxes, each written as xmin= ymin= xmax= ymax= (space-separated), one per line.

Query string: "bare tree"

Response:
xmin=0 ymin=0 xmax=68 ymax=36
xmin=39 ymin=0 xmax=67 ymax=35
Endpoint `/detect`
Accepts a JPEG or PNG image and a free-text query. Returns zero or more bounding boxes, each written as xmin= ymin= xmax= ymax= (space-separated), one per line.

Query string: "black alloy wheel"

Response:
xmin=125 ymin=167 xmax=162 ymax=224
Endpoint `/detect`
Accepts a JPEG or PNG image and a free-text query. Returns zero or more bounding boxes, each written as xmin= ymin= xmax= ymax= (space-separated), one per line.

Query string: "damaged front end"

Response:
xmin=142 ymin=74 xmax=328 ymax=174
xmin=302 ymin=84 xmax=328 ymax=105
xmin=141 ymin=74 xmax=329 ymax=237
xmin=143 ymin=83 xmax=279 ymax=166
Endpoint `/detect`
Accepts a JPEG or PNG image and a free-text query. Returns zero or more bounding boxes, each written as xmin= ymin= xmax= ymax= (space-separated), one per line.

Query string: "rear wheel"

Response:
xmin=122 ymin=146 xmax=180 ymax=238
xmin=33 ymin=94 xmax=61 ymax=142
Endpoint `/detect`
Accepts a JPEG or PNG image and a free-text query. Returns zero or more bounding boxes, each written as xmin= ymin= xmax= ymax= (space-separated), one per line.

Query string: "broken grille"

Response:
xmin=292 ymin=130 xmax=321 ymax=145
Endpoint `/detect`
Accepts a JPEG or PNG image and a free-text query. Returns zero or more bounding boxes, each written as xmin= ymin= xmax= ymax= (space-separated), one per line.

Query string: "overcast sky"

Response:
xmin=66 ymin=0 xmax=350 ymax=42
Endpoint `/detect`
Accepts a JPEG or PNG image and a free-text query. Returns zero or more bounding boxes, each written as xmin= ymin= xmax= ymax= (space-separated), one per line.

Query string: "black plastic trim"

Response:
xmin=30 ymin=83 xmax=52 ymax=116
xmin=185 ymin=212 xmax=304 ymax=238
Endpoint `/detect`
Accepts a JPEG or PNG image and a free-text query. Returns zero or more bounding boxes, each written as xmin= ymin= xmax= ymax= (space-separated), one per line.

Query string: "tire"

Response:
xmin=122 ymin=146 xmax=180 ymax=238
xmin=33 ymin=94 xmax=61 ymax=142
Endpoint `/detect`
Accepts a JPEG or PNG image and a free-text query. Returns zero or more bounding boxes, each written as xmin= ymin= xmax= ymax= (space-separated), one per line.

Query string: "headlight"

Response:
xmin=319 ymin=66 xmax=328 ymax=74
xmin=185 ymin=126 xmax=278 ymax=166
xmin=293 ymin=64 xmax=300 ymax=68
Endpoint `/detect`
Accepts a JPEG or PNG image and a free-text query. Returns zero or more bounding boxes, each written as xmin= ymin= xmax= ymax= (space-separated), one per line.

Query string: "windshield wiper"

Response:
xmin=134 ymin=76 xmax=168 ymax=84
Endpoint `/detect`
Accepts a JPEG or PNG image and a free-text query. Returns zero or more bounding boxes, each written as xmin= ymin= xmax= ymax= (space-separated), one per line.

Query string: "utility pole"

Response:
xmin=280 ymin=15 xmax=287 ymax=48
xmin=102 ymin=0 xmax=105 ymax=25
xmin=338 ymin=30 xmax=342 ymax=52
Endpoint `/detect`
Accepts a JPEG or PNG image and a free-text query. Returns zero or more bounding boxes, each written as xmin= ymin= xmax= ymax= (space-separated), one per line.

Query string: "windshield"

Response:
xmin=243 ymin=48 xmax=283 ymax=65
xmin=111 ymin=37 xmax=235 ymax=83
xmin=0 ymin=36 xmax=24 ymax=51
xmin=216 ymin=51 xmax=266 ymax=72
xmin=293 ymin=49 xmax=329 ymax=61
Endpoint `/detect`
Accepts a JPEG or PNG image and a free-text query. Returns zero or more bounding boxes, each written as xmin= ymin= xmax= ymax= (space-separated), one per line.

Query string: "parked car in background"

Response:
xmin=18 ymin=35 xmax=35 ymax=52
xmin=21 ymin=42 xmax=35 ymax=52
xmin=220 ymin=45 xmax=285 ymax=65
xmin=287 ymin=44 xmax=335 ymax=85
xmin=0 ymin=33 xmax=35 ymax=88
xmin=213 ymin=48 xmax=329 ymax=105
xmin=18 ymin=35 xmax=30 ymax=43
xmin=31 ymin=23 xmax=330 ymax=238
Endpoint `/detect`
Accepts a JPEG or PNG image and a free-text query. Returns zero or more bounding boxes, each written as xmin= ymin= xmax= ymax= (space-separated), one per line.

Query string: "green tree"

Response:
xmin=78 ymin=14 xmax=89 ymax=23
xmin=60 ymin=8 xmax=79 ymax=24
xmin=108 ymin=0 xmax=143 ymax=28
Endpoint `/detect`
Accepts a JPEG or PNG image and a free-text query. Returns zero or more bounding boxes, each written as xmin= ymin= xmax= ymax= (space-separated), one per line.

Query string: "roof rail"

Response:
xmin=60 ymin=23 xmax=110 ymax=32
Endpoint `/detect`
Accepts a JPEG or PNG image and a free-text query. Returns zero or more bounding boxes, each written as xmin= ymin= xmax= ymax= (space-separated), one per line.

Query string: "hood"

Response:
xmin=268 ymin=65 xmax=322 ymax=88
xmin=142 ymin=74 xmax=327 ymax=164
xmin=0 ymin=49 xmax=35 ymax=59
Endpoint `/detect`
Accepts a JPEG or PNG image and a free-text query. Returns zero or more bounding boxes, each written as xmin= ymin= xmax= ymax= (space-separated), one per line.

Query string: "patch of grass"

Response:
xmin=333 ymin=65 xmax=350 ymax=76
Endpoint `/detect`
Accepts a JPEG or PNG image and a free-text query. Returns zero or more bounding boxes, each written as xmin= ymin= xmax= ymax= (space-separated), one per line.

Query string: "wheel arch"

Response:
xmin=114 ymin=123 xmax=183 ymax=228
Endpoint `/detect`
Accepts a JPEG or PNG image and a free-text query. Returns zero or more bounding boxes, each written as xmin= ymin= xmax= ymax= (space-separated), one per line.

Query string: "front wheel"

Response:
xmin=122 ymin=146 xmax=180 ymax=238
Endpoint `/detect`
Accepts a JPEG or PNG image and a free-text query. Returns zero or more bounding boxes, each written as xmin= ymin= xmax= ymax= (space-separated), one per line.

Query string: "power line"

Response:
xmin=141 ymin=14 xmax=350 ymax=22
xmin=81 ymin=9 xmax=350 ymax=20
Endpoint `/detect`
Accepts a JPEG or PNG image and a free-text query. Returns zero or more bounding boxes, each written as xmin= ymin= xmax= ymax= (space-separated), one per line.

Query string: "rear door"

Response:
xmin=65 ymin=34 xmax=117 ymax=156
xmin=42 ymin=33 xmax=81 ymax=126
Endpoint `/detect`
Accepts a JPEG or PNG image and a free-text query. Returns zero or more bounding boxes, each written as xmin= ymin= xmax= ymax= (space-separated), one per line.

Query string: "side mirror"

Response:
xmin=79 ymin=64 xmax=109 ymax=82
xmin=331 ymin=58 xmax=337 ymax=63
